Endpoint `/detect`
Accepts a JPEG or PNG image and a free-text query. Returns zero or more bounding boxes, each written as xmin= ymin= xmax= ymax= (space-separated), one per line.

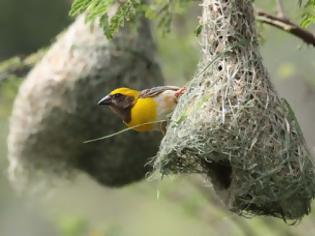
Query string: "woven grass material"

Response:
xmin=155 ymin=0 xmax=315 ymax=220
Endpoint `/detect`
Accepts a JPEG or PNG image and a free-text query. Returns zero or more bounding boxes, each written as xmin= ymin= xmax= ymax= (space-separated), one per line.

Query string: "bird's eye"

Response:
xmin=114 ymin=93 xmax=122 ymax=98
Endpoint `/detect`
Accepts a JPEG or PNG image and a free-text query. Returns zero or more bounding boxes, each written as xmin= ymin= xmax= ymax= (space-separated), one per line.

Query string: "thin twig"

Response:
xmin=83 ymin=120 xmax=166 ymax=143
xmin=256 ymin=9 xmax=315 ymax=47
xmin=0 ymin=50 xmax=46 ymax=84
xmin=276 ymin=0 xmax=286 ymax=18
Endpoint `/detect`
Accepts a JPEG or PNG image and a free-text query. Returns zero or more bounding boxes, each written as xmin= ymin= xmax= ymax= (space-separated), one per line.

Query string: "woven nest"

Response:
xmin=155 ymin=0 xmax=315 ymax=221
xmin=8 ymin=16 xmax=163 ymax=190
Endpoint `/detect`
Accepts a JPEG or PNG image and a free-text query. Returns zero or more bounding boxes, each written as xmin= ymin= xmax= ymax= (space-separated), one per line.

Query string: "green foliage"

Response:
xmin=194 ymin=24 xmax=202 ymax=37
xmin=277 ymin=62 xmax=297 ymax=80
xmin=58 ymin=216 xmax=88 ymax=236
xmin=0 ymin=76 xmax=20 ymax=118
xmin=56 ymin=216 xmax=125 ymax=236
xmin=70 ymin=0 xmax=192 ymax=38
xmin=70 ymin=0 xmax=136 ymax=38
xmin=300 ymin=0 xmax=315 ymax=27
xmin=0 ymin=49 xmax=45 ymax=84
xmin=70 ymin=0 xmax=142 ymax=38
xmin=104 ymin=0 xmax=141 ymax=38
xmin=0 ymin=50 xmax=44 ymax=118
xmin=147 ymin=0 xmax=192 ymax=35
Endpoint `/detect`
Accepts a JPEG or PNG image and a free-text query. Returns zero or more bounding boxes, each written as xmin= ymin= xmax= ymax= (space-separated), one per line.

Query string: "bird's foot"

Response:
xmin=175 ymin=87 xmax=187 ymax=98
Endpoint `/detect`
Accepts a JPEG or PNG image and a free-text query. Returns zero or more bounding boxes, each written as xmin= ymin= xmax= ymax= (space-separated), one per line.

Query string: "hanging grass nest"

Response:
xmin=8 ymin=15 xmax=163 ymax=190
xmin=155 ymin=0 xmax=315 ymax=221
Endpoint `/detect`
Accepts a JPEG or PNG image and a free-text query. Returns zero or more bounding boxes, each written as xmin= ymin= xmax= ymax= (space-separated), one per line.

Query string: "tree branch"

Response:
xmin=0 ymin=50 xmax=45 ymax=84
xmin=256 ymin=9 xmax=315 ymax=47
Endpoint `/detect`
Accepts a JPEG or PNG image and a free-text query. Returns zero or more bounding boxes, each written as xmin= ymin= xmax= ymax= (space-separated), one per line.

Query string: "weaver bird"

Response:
xmin=98 ymin=86 xmax=186 ymax=132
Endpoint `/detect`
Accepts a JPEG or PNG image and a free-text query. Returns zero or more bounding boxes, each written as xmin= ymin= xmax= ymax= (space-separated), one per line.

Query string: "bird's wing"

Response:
xmin=139 ymin=86 xmax=180 ymax=98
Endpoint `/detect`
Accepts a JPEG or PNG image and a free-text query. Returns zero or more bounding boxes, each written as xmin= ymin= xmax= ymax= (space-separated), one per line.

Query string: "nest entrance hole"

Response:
xmin=203 ymin=159 xmax=232 ymax=189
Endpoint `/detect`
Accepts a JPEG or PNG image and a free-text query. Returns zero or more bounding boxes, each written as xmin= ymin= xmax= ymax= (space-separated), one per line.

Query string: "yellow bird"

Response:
xmin=98 ymin=86 xmax=186 ymax=132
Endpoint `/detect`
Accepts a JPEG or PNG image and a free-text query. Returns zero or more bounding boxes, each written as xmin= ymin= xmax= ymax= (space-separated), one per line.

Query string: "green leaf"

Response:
xmin=300 ymin=0 xmax=315 ymax=27
xmin=106 ymin=0 xmax=142 ymax=39
xmin=69 ymin=0 xmax=91 ymax=16
xmin=194 ymin=24 xmax=202 ymax=37
xmin=70 ymin=0 xmax=114 ymax=21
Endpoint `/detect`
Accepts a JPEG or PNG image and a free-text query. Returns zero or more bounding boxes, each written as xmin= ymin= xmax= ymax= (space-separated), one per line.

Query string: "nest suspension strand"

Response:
xmin=155 ymin=0 xmax=315 ymax=221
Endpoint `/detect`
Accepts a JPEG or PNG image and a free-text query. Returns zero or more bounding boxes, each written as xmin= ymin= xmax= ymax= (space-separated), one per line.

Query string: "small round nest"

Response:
xmin=155 ymin=0 xmax=315 ymax=221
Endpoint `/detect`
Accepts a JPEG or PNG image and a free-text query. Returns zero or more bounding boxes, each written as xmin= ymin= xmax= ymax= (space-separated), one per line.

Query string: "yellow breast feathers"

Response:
xmin=126 ymin=97 xmax=157 ymax=132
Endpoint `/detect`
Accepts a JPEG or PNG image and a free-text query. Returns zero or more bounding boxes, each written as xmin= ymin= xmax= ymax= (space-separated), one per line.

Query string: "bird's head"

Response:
xmin=98 ymin=88 xmax=140 ymax=122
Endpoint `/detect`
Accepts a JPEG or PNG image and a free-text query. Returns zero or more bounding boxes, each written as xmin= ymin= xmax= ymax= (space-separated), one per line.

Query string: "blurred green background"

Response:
xmin=1 ymin=1 xmax=315 ymax=236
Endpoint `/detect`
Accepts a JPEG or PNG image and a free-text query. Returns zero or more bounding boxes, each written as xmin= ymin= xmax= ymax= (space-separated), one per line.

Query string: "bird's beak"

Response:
xmin=98 ymin=95 xmax=112 ymax=106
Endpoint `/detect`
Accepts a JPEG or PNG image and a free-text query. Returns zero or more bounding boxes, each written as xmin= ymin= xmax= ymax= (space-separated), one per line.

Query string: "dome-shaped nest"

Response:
xmin=155 ymin=0 xmax=315 ymax=221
